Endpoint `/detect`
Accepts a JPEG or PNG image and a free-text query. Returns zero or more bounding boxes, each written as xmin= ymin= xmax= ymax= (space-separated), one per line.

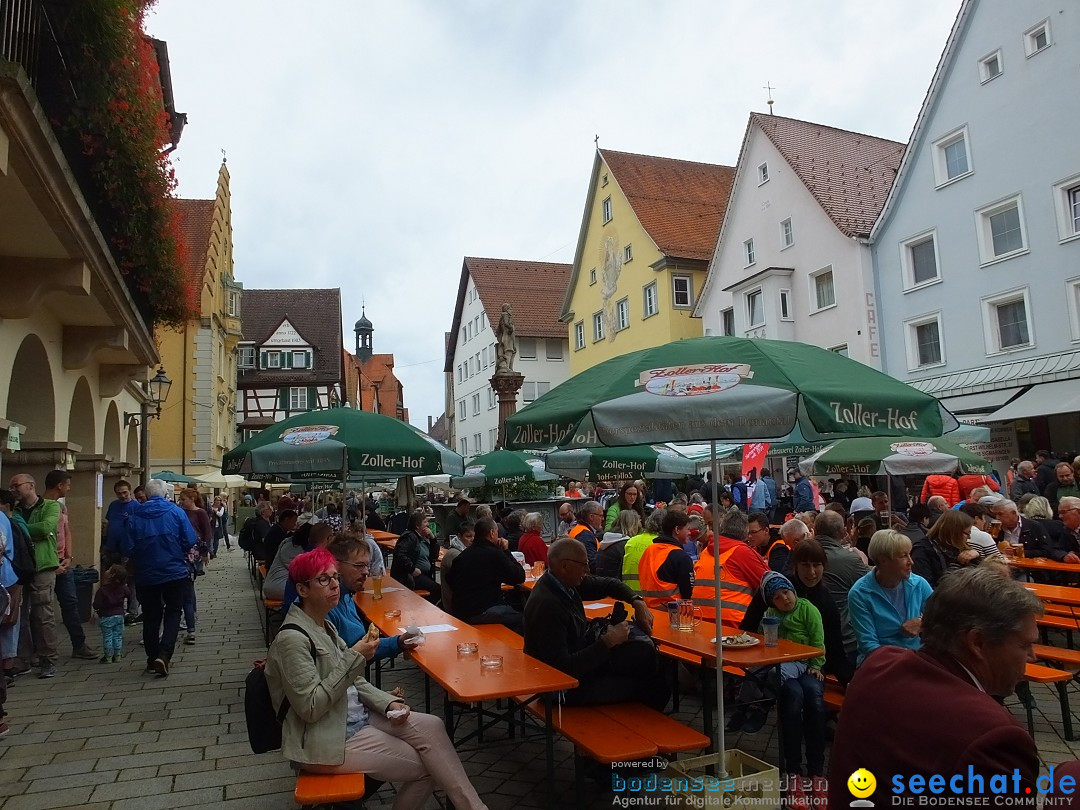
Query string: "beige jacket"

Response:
xmin=266 ymin=603 xmax=396 ymax=766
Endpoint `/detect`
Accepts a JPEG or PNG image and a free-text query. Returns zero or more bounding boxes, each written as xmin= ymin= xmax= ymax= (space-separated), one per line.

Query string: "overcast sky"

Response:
xmin=146 ymin=1 xmax=959 ymax=430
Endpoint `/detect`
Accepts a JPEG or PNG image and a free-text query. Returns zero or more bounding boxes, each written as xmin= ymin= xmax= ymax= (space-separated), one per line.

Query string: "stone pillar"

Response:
xmin=68 ymin=455 xmax=111 ymax=568
xmin=490 ymin=371 xmax=525 ymax=450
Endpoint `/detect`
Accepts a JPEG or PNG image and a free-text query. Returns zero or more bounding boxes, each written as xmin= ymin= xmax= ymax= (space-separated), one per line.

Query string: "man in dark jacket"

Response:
xmin=446 ymin=518 xmax=525 ymax=631
xmin=792 ymin=470 xmax=815 ymax=513
xmin=567 ymin=501 xmax=604 ymax=572
xmin=260 ymin=509 xmax=296 ymax=565
xmin=122 ymin=479 xmax=196 ymax=678
xmin=1035 ymin=451 xmax=1060 ymax=495
xmin=523 ymin=539 xmax=667 ymax=710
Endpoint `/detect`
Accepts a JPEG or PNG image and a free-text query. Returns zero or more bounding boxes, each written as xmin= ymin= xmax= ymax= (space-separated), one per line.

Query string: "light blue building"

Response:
xmin=872 ymin=0 xmax=1080 ymax=459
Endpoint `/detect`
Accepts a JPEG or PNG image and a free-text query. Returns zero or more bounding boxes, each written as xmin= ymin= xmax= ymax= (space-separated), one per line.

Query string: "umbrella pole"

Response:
xmin=710 ymin=440 xmax=728 ymax=774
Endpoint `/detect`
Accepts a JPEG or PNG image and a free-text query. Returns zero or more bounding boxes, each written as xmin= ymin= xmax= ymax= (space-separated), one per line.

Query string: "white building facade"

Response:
xmin=696 ymin=114 xmax=904 ymax=368
xmin=872 ymin=0 xmax=1080 ymax=457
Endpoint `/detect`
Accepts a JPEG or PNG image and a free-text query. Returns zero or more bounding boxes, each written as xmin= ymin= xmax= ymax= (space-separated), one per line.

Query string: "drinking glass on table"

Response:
xmin=372 ymin=574 xmax=384 ymax=600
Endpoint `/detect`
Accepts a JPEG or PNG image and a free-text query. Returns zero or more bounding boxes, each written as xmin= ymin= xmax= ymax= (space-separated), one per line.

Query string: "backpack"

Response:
xmin=6 ymin=519 xmax=36 ymax=584
xmin=245 ymin=624 xmax=315 ymax=754
xmin=238 ymin=517 xmax=258 ymax=553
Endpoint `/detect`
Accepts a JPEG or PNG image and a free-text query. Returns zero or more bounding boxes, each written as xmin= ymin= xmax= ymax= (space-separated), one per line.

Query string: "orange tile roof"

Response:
xmin=600 ymin=149 xmax=735 ymax=262
xmin=752 ymin=113 xmax=905 ymax=238
xmin=170 ymin=198 xmax=215 ymax=298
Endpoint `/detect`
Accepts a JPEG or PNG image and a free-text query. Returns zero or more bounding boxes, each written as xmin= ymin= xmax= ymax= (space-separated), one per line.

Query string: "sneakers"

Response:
xmin=38 ymin=662 xmax=57 ymax=679
xmin=786 ymin=780 xmax=810 ymax=810
xmin=184 ymin=633 xmax=196 ymax=645
xmin=111 ymin=655 xmax=120 ymax=663
xmin=99 ymin=656 xmax=110 ymax=664
xmin=124 ymin=613 xmax=143 ymax=626
xmin=72 ymin=646 xmax=99 ymax=660
xmin=152 ymin=658 xmax=169 ymax=678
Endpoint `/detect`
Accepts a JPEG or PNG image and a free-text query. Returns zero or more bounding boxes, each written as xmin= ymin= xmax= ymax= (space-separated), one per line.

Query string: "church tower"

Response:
xmin=354 ymin=308 xmax=373 ymax=362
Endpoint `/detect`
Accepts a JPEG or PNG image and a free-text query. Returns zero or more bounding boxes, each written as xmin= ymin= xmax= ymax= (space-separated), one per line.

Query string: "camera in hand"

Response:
xmin=610 ymin=602 xmax=627 ymax=625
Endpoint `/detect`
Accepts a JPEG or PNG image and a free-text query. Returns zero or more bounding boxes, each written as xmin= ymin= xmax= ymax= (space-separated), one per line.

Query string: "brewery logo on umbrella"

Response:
xmin=637 ymin=363 xmax=755 ymax=398
xmin=890 ymin=441 xmax=936 ymax=457
xmin=281 ymin=425 xmax=339 ymax=446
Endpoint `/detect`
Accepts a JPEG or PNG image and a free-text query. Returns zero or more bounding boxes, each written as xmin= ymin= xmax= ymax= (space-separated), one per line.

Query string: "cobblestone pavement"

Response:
xmin=1 ymin=550 xmax=1079 ymax=809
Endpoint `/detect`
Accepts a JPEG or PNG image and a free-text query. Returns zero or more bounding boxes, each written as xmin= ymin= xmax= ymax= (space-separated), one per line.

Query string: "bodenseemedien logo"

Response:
xmin=848 ymin=768 xmax=877 ymax=807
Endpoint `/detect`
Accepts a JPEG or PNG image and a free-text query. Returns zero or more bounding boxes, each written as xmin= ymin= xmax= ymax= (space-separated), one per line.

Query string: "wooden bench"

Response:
xmin=823 ymin=680 xmax=845 ymax=713
xmin=1037 ymin=615 xmax=1080 ymax=648
xmin=263 ymin=598 xmax=283 ymax=647
xmin=294 ymin=771 xmax=365 ymax=808
xmin=1021 ymin=662 xmax=1074 ymax=741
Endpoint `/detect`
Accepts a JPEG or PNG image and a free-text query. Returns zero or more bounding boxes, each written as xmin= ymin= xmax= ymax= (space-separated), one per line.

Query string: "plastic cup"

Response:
xmin=761 ymin=616 xmax=781 ymax=647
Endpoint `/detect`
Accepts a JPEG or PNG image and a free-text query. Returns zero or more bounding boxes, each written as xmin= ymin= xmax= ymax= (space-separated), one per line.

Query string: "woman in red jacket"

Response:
xmin=920 ymin=474 xmax=960 ymax=507
xmin=517 ymin=512 xmax=548 ymax=566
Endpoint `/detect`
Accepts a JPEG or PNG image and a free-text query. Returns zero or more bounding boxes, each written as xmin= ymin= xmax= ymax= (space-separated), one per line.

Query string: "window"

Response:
xmin=982 ymin=288 xmax=1034 ymax=354
xmin=545 ymin=339 xmax=564 ymax=361
xmin=481 ymin=346 xmax=488 ymax=368
xmin=289 ymin=387 xmax=309 ymax=410
xmin=900 ymin=231 xmax=941 ymax=289
xmin=488 ymin=388 xmax=497 ymax=410
xmin=461 ymin=327 xmax=467 ymax=345
xmin=672 ymin=276 xmax=692 ymax=308
xmin=932 ymin=127 xmax=972 ymax=186
xmin=238 ymin=346 xmax=255 ymax=368
xmin=457 ymin=399 xmax=466 ymax=421
xmin=720 ymin=308 xmax=735 ymax=337
xmin=757 ymin=163 xmax=769 ymax=184
xmin=519 ymin=338 xmax=537 ymax=360
xmin=460 ymin=437 xmax=468 ymax=455
xmin=593 ymin=311 xmax=605 ymax=342
xmin=780 ymin=218 xmax=794 ymax=249
xmin=1052 ymin=175 xmax=1080 ymax=242
xmin=227 ymin=289 xmax=241 ymax=317
xmin=979 ymin=50 xmax=1003 ymax=82
xmin=744 ymin=238 xmax=755 ymax=267
xmin=779 ymin=289 xmax=792 ymax=321
xmin=481 ymin=312 xmax=488 ymax=331
xmin=811 ymin=268 xmax=836 ymax=311
xmin=292 ymin=350 xmax=308 ymax=369
xmin=975 ymin=195 xmax=1027 ymax=264
xmin=589 ymin=268 xmax=597 ymax=285
xmin=904 ymin=313 xmax=945 ymax=370
xmin=601 ymin=173 xmax=609 ymax=187
xmin=574 ymin=321 xmax=585 ymax=351
xmin=522 ymin=381 xmax=551 ymax=403
xmin=602 ymin=197 xmax=613 ymax=224
xmin=1024 ymin=20 xmax=1051 ymax=57
xmin=471 ymin=393 xmax=480 ymax=416
xmin=466 ymin=321 xmax=472 ymax=341
xmin=747 ymin=290 xmax=764 ymax=327
xmin=615 ymin=298 xmax=630 ymax=331
xmin=1068 ymin=278 xmax=1080 ymax=341
xmin=623 ymin=244 xmax=633 ymax=263
xmin=489 ymin=428 xmax=498 ymax=449
xmin=265 ymin=351 xmax=281 ymax=369
xmin=643 ymin=282 xmax=658 ymax=318
xmin=473 ymin=433 xmax=483 ymax=454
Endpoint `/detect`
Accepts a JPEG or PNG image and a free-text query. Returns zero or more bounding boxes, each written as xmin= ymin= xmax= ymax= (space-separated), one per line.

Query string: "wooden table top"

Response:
xmin=368 ymin=530 xmax=399 ymax=542
xmin=1010 ymin=556 xmax=1080 ymax=573
xmin=1025 ymin=582 xmax=1080 ymax=607
xmin=650 ymin=619 xmax=824 ymax=668
xmin=354 ymin=587 xmax=577 ymax=701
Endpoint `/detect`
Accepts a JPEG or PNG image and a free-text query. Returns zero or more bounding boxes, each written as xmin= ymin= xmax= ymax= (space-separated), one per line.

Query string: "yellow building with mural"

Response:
xmin=149 ymin=163 xmax=242 ymax=478
xmin=561 ymin=149 xmax=735 ymax=375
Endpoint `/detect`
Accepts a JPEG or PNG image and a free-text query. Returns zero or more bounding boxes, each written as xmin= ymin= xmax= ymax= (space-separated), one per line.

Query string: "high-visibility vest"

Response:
xmin=637 ymin=543 xmax=681 ymax=609
xmin=765 ymin=539 xmax=787 ymax=565
xmin=692 ymin=545 xmax=755 ymax=625
xmin=621 ymin=532 xmax=657 ymax=591
xmin=569 ymin=523 xmax=599 ymax=549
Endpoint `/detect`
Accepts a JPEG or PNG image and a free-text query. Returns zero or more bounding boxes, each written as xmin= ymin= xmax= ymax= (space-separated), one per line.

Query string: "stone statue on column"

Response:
xmin=490 ymin=303 xmax=524 ymax=449
xmin=494 ymin=304 xmax=517 ymax=372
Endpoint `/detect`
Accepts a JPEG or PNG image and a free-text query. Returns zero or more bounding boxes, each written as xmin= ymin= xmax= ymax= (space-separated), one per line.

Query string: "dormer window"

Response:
xmin=264 ymin=351 xmax=281 ymax=369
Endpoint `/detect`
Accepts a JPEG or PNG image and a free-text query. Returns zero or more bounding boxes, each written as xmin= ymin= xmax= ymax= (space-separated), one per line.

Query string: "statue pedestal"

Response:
xmin=490 ymin=371 xmax=525 ymax=450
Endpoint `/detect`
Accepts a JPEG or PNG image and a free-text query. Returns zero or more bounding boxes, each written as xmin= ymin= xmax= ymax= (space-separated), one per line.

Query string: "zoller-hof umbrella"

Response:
xmin=450 ymin=449 xmax=557 ymax=490
xmin=544 ymin=444 xmax=697 ymax=480
xmin=798 ymin=435 xmax=991 ymax=477
xmin=504 ymin=335 xmax=961 ymax=770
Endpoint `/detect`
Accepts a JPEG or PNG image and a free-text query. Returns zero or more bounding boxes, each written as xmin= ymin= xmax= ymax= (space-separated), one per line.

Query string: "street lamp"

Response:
xmin=125 ymin=367 xmax=173 ymax=486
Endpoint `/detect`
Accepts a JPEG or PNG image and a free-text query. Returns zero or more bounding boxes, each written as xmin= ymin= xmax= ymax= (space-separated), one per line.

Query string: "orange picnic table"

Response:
xmin=1011 ymin=556 xmax=1080 ymax=575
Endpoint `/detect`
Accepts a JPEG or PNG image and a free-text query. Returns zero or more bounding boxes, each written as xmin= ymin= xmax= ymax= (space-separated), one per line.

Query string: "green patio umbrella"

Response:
xmin=504 ymin=336 xmax=958 ymax=449
xmin=222 ymin=409 xmax=464 ymax=479
xmin=798 ymin=435 xmax=991 ymax=477
xmin=450 ymin=449 xmax=557 ymax=489
xmin=544 ymin=444 xmax=697 ymax=479
xmin=153 ymin=470 xmax=201 ymax=484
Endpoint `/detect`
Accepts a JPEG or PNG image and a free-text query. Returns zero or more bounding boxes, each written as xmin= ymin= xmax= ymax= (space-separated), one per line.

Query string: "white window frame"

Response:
xmin=975 ymin=194 xmax=1028 ymax=266
xmin=981 ymin=287 xmax=1034 ymax=355
xmin=615 ymin=297 xmax=630 ymax=331
xmin=1052 ymin=173 xmax=1080 ymax=244
xmin=601 ymin=173 xmax=609 ymax=187
xmin=900 ymin=229 xmax=942 ymax=291
xmin=519 ymin=338 xmax=537 ymax=360
xmin=289 ymin=387 xmax=309 ymax=411
xmin=573 ymin=321 xmax=585 ymax=351
xmin=227 ymin=289 xmax=241 ymax=317
xmin=672 ymin=275 xmax=692 ymax=309
xmin=473 ymin=433 xmax=482 ymax=454
xmin=457 ymin=399 xmax=467 ymax=421
xmin=488 ymin=387 xmax=497 ymax=410
xmin=720 ymin=307 xmax=735 ymax=337
xmin=593 ymin=311 xmax=605 ymax=342
xmin=746 ymin=288 xmax=764 ymax=328
xmin=904 ymin=312 xmax=946 ymax=371
xmin=238 ymin=346 xmax=255 ymax=368
xmin=460 ymin=437 xmax=468 ymax=456
xmin=265 ymin=350 xmax=281 ymax=369
xmin=809 ymin=267 xmax=836 ymax=314
xmin=932 ymin=126 xmax=973 ymax=187
xmin=757 ymin=163 xmax=769 ymax=185
xmin=1024 ymin=19 xmax=1051 ymax=57
xmin=522 ymin=381 xmax=551 ymax=404
xmin=779 ymin=289 xmax=793 ymax=322
xmin=1067 ymin=276 xmax=1080 ymax=343
xmin=744 ymin=238 xmax=755 ymax=267
xmin=979 ymin=49 xmax=1003 ymax=83
xmin=292 ymin=350 xmax=309 ymax=369
xmin=545 ymin=339 xmax=564 ymax=361
xmin=643 ymin=282 xmax=658 ymax=319
xmin=623 ymin=244 xmax=633 ymax=263
xmin=602 ymin=197 xmax=613 ymax=224
xmin=489 ymin=428 xmax=498 ymax=450
xmin=589 ymin=268 xmax=597 ymax=285
xmin=471 ymin=393 xmax=481 ymax=417
xmin=779 ymin=218 xmax=794 ymax=249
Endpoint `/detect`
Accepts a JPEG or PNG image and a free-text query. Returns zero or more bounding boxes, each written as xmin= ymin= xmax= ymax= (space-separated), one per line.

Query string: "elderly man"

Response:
xmin=556 ymin=501 xmax=575 ymax=537
xmin=9 ymin=473 xmax=61 ymax=678
xmin=814 ymin=510 xmax=868 ymax=671
xmin=991 ymin=499 xmax=1055 ymax=561
xmin=1045 ymin=463 xmax=1080 ymax=516
xmin=568 ymin=501 xmax=604 ymax=573
xmin=1010 ymin=460 xmax=1040 ymax=500
xmin=524 ymin=538 xmax=667 ymax=710
xmin=828 ymin=567 xmax=1041 ymax=804
xmin=1059 ymin=497 xmax=1080 ymax=551
xmin=765 ymin=517 xmax=809 ymax=573
xmin=122 ymin=479 xmax=196 ymax=678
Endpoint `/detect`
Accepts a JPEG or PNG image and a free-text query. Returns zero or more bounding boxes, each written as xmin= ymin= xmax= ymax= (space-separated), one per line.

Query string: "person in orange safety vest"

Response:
xmin=636 ymin=511 xmax=695 ymax=609
xmin=692 ymin=510 xmax=769 ymax=626
xmin=568 ymin=500 xmax=604 ymax=573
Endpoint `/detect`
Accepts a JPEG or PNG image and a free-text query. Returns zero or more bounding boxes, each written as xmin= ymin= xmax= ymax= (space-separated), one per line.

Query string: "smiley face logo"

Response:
xmin=848 ymin=768 xmax=876 ymax=799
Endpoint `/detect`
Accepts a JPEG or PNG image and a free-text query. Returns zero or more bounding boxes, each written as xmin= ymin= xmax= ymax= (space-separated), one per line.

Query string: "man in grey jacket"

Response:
xmin=814 ymin=510 xmax=868 ymax=671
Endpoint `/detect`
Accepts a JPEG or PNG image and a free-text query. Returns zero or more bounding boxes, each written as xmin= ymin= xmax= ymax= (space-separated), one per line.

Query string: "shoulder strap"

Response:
xmin=274 ymin=623 xmax=317 ymax=723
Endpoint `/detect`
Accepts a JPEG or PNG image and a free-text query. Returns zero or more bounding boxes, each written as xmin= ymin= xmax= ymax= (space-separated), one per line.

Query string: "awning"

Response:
xmin=939 ymin=389 xmax=1023 ymax=414
xmin=987 ymin=379 xmax=1080 ymax=422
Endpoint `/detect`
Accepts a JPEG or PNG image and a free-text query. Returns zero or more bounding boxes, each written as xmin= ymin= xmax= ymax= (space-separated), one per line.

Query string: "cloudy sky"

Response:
xmin=146 ymin=1 xmax=960 ymax=429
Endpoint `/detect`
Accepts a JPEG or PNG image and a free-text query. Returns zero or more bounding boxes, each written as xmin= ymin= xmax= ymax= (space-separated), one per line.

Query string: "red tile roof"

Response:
xmin=170 ymin=198 xmax=215 ymax=300
xmin=239 ymin=288 xmax=343 ymax=385
xmin=600 ymin=150 xmax=735 ymax=262
xmin=752 ymin=113 xmax=905 ymax=238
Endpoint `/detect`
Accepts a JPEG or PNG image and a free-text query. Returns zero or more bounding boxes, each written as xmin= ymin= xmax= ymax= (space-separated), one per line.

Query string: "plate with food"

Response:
xmin=715 ymin=633 xmax=760 ymax=648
